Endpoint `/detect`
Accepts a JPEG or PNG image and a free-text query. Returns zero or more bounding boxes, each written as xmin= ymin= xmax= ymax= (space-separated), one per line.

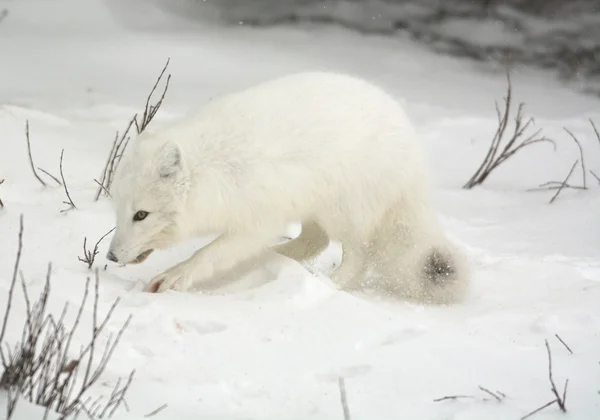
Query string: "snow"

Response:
xmin=1 ymin=1 xmax=599 ymax=419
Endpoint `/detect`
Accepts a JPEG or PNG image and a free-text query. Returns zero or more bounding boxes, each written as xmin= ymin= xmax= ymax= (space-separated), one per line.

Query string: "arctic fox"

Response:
xmin=106 ymin=72 xmax=470 ymax=304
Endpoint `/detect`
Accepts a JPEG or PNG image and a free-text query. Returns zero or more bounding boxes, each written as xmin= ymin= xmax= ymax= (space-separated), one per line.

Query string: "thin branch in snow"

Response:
xmin=37 ymin=167 xmax=62 ymax=186
xmin=545 ymin=340 xmax=568 ymax=412
xmin=520 ymin=339 xmax=569 ymax=419
xmin=0 ymin=220 xmax=134 ymax=419
xmin=0 ymin=179 xmax=4 ymax=208
xmin=591 ymin=119 xmax=600 ymax=146
xmin=134 ymin=58 xmax=172 ymax=135
xmin=463 ymin=71 xmax=555 ymax=189
xmin=477 ymin=385 xmax=505 ymax=402
xmin=93 ymin=178 xmax=111 ymax=198
xmin=0 ymin=214 xmax=24 ymax=366
xmin=59 ymin=149 xmax=77 ymax=212
xmin=554 ymin=334 xmax=573 ymax=355
xmin=338 ymin=377 xmax=351 ymax=420
xmin=95 ymin=58 xmax=171 ymax=201
xmin=144 ymin=403 xmax=168 ymax=418
xmin=528 ymin=125 xmax=593 ymax=198
xmin=591 ymin=119 xmax=600 ymax=184
xmin=25 ymin=121 xmax=48 ymax=188
xmin=433 ymin=394 xmax=476 ymax=402
xmin=78 ymin=227 xmax=116 ymax=270
xmin=520 ymin=400 xmax=557 ymax=420
xmin=434 ymin=385 xmax=506 ymax=404
xmin=563 ymin=128 xmax=587 ymax=189
xmin=548 ymin=159 xmax=579 ymax=204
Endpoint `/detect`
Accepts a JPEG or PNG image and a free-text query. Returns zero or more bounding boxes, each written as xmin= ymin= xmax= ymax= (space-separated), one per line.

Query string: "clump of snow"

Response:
xmin=1 ymin=1 xmax=599 ymax=419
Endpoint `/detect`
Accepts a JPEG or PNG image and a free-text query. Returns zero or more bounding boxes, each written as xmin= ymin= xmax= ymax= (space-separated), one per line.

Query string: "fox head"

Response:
xmin=106 ymin=135 xmax=190 ymax=265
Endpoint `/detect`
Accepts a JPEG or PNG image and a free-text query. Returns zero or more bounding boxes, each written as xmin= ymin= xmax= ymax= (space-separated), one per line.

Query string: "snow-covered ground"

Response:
xmin=1 ymin=1 xmax=599 ymax=419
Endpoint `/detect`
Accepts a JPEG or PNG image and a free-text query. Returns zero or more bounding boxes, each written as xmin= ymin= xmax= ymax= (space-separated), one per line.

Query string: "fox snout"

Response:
xmin=106 ymin=250 xmax=119 ymax=263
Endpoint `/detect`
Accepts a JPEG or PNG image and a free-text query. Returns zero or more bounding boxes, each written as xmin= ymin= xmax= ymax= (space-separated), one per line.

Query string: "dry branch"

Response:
xmin=520 ymin=400 xmax=557 ymax=420
xmin=545 ymin=340 xmax=568 ymax=412
xmin=554 ymin=334 xmax=573 ymax=355
xmin=93 ymin=178 xmax=111 ymax=198
xmin=591 ymin=119 xmax=600 ymax=184
xmin=548 ymin=159 xmax=579 ymax=204
xmin=533 ymin=119 xmax=600 ymax=195
xmin=94 ymin=59 xmax=171 ymax=201
xmin=338 ymin=377 xmax=351 ymax=420
xmin=25 ymin=121 xmax=48 ymax=188
xmin=520 ymin=339 xmax=569 ymax=419
xmin=477 ymin=385 xmax=504 ymax=402
xmin=463 ymin=71 xmax=555 ymax=189
xmin=37 ymin=167 xmax=62 ymax=186
xmin=0 ymin=215 xmax=134 ymax=420
xmin=134 ymin=58 xmax=172 ymax=135
xmin=59 ymin=149 xmax=77 ymax=212
xmin=0 ymin=178 xmax=4 ymax=208
xmin=78 ymin=227 xmax=116 ymax=270
xmin=564 ymin=128 xmax=587 ymax=189
xmin=433 ymin=394 xmax=476 ymax=402
xmin=144 ymin=403 xmax=168 ymax=418
xmin=434 ymin=385 xmax=506 ymax=404
xmin=0 ymin=214 xmax=24 ymax=364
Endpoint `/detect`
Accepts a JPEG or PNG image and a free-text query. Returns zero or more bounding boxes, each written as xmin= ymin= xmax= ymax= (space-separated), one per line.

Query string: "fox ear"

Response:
xmin=157 ymin=142 xmax=182 ymax=179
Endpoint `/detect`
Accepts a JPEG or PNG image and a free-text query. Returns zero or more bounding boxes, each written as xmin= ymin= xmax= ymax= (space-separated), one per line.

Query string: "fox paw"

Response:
xmin=145 ymin=266 xmax=193 ymax=293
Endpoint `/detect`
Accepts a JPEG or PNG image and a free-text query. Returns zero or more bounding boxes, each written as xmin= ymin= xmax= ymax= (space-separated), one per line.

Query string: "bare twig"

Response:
xmin=144 ymin=403 xmax=168 ymax=418
xmin=93 ymin=178 xmax=111 ymax=198
xmin=528 ymin=181 xmax=586 ymax=191
xmin=520 ymin=400 xmax=557 ymax=420
xmin=554 ymin=334 xmax=573 ymax=355
xmin=591 ymin=119 xmax=600 ymax=185
xmin=545 ymin=340 xmax=568 ymax=412
xmin=7 ymin=386 xmax=19 ymax=419
xmin=521 ymin=339 xmax=569 ymax=419
xmin=549 ymin=159 xmax=579 ymax=204
xmin=433 ymin=395 xmax=476 ymax=402
xmin=78 ymin=227 xmax=116 ymax=270
xmin=25 ymin=121 xmax=48 ymax=187
xmin=0 ymin=178 xmax=4 ymax=208
xmin=338 ymin=377 xmax=351 ymax=420
xmin=478 ymin=386 xmax=504 ymax=402
xmin=0 ymin=227 xmax=134 ymax=420
xmin=134 ymin=58 xmax=172 ymax=135
xmin=463 ymin=71 xmax=555 ymax=189
xmin=564 ymin=128 xmax=587 ymax=189
xmin=94 ymin=119 xmax=136 ymax=201
xmin=37 ymin=167 xmax=62 ymax=186
xmin=0 ymin=214 xmax=24 ymax=366
xmin=59 ymin=149 xmax=77 ymax=212
xmin=435 ymin=385 xmax=505 ymax=404
xmin=591 ymin=119 xmax=600 ymax=146
xmin=95 ymin=59 xmax=171 ymax=201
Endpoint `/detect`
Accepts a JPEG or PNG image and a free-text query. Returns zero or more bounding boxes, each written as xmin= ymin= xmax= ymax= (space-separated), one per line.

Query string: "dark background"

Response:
xmin=154 ymin=0 xmax=600 ymax=96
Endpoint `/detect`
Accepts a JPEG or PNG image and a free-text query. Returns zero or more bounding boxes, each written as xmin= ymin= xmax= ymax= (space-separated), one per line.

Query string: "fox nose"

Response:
xmin=106 ymin=251 xmax=118 ymax=263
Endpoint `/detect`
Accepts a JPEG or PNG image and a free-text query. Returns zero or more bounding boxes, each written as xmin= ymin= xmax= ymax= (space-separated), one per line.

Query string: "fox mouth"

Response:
xmin=128 ymin=249 xmax=154 ymax=264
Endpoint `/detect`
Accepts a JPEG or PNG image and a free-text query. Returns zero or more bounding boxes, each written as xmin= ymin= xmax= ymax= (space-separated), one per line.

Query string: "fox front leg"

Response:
xmin=145 ymin=230 xmax=278 ymax=293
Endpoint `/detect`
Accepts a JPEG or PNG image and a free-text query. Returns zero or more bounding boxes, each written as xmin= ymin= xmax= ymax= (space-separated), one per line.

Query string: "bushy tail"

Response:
xmin=366 ymin=201 xmax=471 ymax=304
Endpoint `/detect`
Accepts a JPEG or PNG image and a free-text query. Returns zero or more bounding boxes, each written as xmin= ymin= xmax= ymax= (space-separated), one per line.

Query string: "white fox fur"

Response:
xmin=107 ymin=71 xmax=470 ymax=304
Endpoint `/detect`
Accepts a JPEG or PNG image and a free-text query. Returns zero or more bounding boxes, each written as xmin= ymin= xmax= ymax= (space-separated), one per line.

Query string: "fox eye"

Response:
xmin=133 ymin=210 xmax=149 ymax=222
